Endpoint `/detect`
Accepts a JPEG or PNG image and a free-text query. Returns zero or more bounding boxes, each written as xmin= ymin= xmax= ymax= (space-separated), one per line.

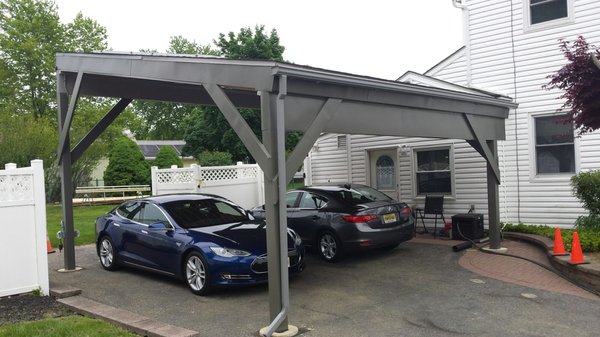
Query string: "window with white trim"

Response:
xmin=528 ymin=0 xmax=569 ymax=25
xmin=535 ymin=115 xmax=575 ymax=174
xmin=415 ymin=148 xmax=452 ymax=195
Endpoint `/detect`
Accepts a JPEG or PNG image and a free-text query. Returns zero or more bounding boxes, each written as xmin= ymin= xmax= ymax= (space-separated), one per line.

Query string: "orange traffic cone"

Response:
xmin=46 ymin=236 xmax=55 ymax=254
xmin=568 ymin=232 xmax=589 ymax=265
xmin=552 ymin=227 xmax=568 ymax=256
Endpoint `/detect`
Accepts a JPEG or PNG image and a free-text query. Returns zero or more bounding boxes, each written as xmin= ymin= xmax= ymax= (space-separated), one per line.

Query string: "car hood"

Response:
xmin=187 ymin=220 xmax=280 ymax=253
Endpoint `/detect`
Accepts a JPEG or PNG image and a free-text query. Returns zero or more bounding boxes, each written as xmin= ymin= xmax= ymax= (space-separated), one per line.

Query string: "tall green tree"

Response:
xmin=183 ymin=25 xmax=301 ymax=162
xmin=104 ymin=137 xmax=150 ymax=186
xmin=153 ymin=145 xmax=183 ymax=168
xmin=0 ymin=0 xmax=110 ymax=201
xmin=0 ymin=0 xmax=107 ymax=119
xmin=130 ymin=36 xmax=217 ymax=140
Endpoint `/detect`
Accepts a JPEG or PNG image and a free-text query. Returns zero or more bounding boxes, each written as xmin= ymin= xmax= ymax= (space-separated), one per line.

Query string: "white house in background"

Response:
xmin=305 ymin=0 xmax=600 ymax=227
xmin=89 ymin=140 xmax=196 ymax=186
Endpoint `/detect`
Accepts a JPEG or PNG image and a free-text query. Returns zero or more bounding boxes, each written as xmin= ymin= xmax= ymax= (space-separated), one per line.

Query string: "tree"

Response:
xmin=104 ymin=137 xmax=150 ymax=186
xmin=183 ymin=25 xmax=301 ymax=162
xmin=154 ymin=145 xmax=183 ymax=168
xmin=546 ymin=36 xmax=600 ymax=135
xmin=130 ymin=36 xmax=217 ymax=140
xmin=0 ymin=0 xmax=107 ymax=119
xmin=197 ymin=150 xmax=233 ymax=167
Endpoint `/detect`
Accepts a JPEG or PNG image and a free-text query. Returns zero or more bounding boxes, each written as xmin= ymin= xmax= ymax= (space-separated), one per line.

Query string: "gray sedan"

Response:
xmin=251 ymin=184 xmax=414 ymax=262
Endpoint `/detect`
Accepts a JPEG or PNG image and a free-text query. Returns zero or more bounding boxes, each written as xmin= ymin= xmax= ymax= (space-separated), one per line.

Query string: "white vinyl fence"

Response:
xmin=151 ymin=162 xmax=265 ymax=209
xmin=0 ymin=160 xmax=49 ymax=297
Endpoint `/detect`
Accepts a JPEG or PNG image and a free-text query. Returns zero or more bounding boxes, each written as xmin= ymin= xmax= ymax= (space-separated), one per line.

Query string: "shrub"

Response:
xmin=153 ymin=146 xmax=183 ymax=168
xmin=196 ymin=150 xmax=232 ymax=166
xmin=571 ymin=170 xmax=600 ymax=231
xmin=104 ymin=137 xmax=150 ymax=186
xmin=571 ymin=170 xmax=600 ymax=215
xmin=502 ymin=223 xmax=600 ymax=252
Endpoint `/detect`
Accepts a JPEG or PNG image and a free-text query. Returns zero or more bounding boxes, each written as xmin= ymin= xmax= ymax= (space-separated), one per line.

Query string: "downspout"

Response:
xmin=452 ymin=0 xmax=472 ymax=87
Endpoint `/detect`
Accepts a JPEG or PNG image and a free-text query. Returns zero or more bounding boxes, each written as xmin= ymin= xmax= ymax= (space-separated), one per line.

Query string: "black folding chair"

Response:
xmin=416 ymin=195 xmax=446 ymax=237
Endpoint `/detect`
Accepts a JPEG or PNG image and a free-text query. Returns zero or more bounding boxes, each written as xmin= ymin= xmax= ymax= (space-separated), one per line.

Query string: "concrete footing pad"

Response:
xmin=259 ymin=325 xmax=299 ymax=337
xmin=482 ymin=246 xmax=508 ymax=253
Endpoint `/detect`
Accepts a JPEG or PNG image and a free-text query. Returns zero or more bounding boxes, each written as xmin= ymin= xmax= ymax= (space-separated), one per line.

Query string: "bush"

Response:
xmin=153 ymin=146 xmax=183 ymax=168
xmin=104 ymin=137 xmax=150 ymax=185
xmin=571 ymin=170 xmax=600 ymax=215
xmin=196 ymin=150 xmax=232 ymax=166
xmin=502 ymin=223 xmax=600 ymax=252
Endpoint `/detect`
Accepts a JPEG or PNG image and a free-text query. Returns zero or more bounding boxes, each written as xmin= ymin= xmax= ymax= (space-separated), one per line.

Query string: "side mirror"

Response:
xmin=149 ymin=222 xmax=168 ymax=230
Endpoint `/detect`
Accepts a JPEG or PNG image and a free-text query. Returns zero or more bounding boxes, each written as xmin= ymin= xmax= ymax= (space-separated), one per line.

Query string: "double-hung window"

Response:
xmin=415 ymin=148 xmax=452 ymax=195
xmin=527 ymin=0 xmax=571 ymax=27
xmin=535 ymin=115 xmax=575 ymax=175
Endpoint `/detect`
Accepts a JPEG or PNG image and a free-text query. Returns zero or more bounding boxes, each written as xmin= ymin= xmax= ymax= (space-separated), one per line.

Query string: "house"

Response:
xmin=305 ymin=0 xmax=600 ymax=227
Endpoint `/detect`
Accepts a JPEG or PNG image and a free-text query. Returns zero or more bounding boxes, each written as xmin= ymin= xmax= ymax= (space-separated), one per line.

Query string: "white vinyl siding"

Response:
xmin=310 ymin=134 xmax=349 ymax=184
xmin=308 ymin=0 xmax=600 ymax=227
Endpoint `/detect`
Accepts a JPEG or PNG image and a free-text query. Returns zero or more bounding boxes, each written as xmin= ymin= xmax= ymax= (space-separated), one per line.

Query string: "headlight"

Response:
xmin=210 ymin=246 xmax=251 ymax=257
xmin=288 ymin=229 xmax=303 ymax=246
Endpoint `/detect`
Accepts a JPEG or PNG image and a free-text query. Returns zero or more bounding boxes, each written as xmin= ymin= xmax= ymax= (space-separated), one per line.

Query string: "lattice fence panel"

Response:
xmin=0 ymin=174 xmax=34 ymax=202
xmin=156 ymin=170 xmax=194 ymax=184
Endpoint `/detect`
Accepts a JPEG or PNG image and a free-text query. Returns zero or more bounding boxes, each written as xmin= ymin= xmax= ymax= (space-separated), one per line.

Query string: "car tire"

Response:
xmin=98 ymin=236 xmax=119 ymax=271
xmin=317 ymin=231 xmax=344 ymax=262
xmin=184 ymin=251 xmax=212 ymax=296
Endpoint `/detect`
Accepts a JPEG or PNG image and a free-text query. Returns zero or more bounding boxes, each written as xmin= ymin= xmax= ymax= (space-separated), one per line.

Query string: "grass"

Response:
xmin=46 ymin=204 xmax=116 ymax=247
xmin=0 ymin=315 xmax=138 ymax=337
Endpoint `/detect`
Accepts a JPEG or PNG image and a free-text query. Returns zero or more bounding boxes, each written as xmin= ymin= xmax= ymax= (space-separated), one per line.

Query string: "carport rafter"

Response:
xmin=55 ymin=52 xmax=517 ymax=337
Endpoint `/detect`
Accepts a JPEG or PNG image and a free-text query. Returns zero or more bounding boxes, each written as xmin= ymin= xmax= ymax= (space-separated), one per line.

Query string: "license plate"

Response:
xmin=382 ymin=213 xmax=397 ymax=224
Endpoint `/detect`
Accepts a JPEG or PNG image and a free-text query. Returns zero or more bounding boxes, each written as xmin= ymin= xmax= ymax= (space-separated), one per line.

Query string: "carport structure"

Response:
xmin=55 ymin=53 xmax=516 ymax=336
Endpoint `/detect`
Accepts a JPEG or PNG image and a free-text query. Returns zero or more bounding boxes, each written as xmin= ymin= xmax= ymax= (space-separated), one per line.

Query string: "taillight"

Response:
xmin=400 ymin=207 xmax=411 ymax=217
xmin=342 ymin=214 xmax=378 ymax=223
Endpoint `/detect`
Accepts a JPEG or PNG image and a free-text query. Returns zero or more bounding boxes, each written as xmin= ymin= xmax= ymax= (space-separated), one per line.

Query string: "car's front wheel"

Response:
xmin=184 ymin=252 xmax=211 ymax=295
xmin=98 ymin=236 xmax=119 ymax=271
xmin=318 ymin=231 xmax=344 ymax=262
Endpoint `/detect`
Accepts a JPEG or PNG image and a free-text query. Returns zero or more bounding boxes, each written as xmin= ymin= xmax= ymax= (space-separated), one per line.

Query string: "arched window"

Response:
xmin=376 ymin=155 xmax=395 ymax=190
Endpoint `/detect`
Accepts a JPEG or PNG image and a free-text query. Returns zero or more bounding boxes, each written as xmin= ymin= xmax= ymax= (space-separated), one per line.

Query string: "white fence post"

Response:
xmin=31 ymin=160 xmax=49 ymax=295
xmin=151 ymin=166 xmax=158 ymax=195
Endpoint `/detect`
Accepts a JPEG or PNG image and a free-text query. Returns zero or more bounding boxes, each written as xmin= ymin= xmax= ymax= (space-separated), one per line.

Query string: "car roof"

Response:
xmin=132 ymin=193 xmax=231 ymax=205
xmin=298 ymin=183 xmax=369 ymax=193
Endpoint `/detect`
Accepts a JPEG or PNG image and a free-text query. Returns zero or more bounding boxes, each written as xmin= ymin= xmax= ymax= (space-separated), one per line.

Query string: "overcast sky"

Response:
xmin=55 ymin=0 xmax=464 ymax=80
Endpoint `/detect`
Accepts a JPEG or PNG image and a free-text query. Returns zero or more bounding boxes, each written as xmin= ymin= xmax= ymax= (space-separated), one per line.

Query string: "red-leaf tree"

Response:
xmin=545 ymin=36 xmax=600 ymax=135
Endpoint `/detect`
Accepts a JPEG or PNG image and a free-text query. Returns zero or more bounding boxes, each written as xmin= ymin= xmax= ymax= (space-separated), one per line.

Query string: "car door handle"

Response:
xmin=113 ymin=223 xmax=121 ymax=227
xmin=141 ymin=230 xmax=148 ymax=234
xmin=312 ymin=215 xmax=320 ymax=220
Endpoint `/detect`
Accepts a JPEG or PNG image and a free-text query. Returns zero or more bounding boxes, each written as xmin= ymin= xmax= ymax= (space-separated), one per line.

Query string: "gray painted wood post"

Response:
xmin=487 ymin=140 xmax=501 ymax=249
xmin=57 ymin=73 xmax=76 ymax=270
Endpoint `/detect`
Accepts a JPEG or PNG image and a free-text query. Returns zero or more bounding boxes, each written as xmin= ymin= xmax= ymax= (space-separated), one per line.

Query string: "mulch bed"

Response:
xmin=0 ymin=293 xmax=73 ymax=326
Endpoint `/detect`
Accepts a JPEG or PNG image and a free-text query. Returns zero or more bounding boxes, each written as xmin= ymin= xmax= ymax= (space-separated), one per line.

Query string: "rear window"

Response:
xmin=162 ymin=199 xmax=249 ymax=229
xmin=333 ymin=185 xmax=392 ymax=205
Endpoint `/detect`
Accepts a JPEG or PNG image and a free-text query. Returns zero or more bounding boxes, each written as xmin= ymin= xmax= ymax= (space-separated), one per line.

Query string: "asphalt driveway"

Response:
xmin=48 ymin=241 xmax=599 ymax=337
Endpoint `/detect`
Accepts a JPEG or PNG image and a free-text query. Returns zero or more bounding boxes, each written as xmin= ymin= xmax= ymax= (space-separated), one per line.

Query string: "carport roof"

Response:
xmin=56 ymin=52 xmax=516 ymax=141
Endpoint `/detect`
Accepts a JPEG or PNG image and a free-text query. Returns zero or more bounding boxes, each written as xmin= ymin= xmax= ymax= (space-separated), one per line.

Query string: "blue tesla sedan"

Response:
xmin=95 ymin=194 xmax=305 ymax=295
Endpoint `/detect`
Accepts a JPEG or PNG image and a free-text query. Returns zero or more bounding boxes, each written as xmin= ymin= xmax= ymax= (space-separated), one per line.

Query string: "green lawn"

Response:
xmin=46 ymin=204 xmax=115 ymax=247
xmin=0 ymin=316 xmax=138 ymax=337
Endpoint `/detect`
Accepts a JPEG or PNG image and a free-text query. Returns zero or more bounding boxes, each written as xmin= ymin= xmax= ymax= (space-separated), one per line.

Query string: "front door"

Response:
xmin=369 ymin=149 xmax=398 ymax=199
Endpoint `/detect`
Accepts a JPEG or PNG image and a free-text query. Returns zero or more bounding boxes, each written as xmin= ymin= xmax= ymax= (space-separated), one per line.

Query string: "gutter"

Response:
xmin=452 ymin=0 xmax=472 ymax=87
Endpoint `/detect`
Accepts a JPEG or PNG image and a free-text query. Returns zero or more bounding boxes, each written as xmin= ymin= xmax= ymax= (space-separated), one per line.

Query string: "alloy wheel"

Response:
xmin=186 ymin=254 xmax=206 ymax=292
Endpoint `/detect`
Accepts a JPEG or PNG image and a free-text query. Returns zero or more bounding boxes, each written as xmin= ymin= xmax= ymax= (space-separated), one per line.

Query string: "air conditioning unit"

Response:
xmin=452 ymin=213 xmax=484 ymax=241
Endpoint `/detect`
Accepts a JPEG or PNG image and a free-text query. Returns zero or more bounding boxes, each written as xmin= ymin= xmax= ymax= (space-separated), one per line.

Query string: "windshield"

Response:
xmin=162 ymin=199 xmax=249 ymax=229
xmin=333 ymin=185 xmax=392 ymax=205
